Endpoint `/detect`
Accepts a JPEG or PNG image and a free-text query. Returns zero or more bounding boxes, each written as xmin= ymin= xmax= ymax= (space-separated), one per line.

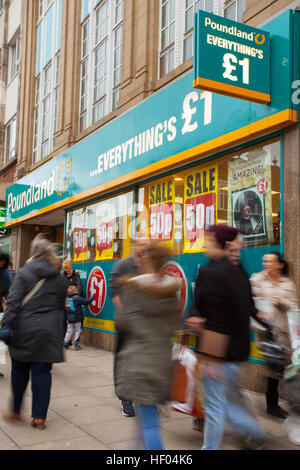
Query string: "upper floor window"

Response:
xmin=33 ymin=0 xmax=62 ymax=163
xmin=79 ymin=0 xmax=123 ymax=133
xmin=4 ymin=117 xmax=17 ymax=163
xmin=8 ymin=35 xmax=20 ymax=82
xmin=159 ymin=0 xmax=246 ymax=78
xmin=0 ymin=0 xmax=3 ymax=13
xmin=224 ymin=0 xmax=246 ymax=22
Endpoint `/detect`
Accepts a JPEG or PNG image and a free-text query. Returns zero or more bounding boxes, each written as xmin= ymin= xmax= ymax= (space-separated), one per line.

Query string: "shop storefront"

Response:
xmin=5 ymin=11 xmax=300 ymax=374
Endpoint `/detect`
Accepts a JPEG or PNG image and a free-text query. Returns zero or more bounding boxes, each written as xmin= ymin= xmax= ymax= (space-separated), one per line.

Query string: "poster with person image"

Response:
xmin=227 ymin=147 xmax=272 ymax=246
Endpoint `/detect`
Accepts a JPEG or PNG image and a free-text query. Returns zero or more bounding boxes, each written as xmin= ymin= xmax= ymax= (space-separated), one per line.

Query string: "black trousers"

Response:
xmin=267 ymin=377 xmax=279 ymax=394
xmin=11 ymin=359 xmax=52 ymax=419
xmin=114 ymin=331 xmax=129 ymax=402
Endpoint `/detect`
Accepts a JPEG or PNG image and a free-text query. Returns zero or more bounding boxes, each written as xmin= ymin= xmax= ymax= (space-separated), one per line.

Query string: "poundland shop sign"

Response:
xmin=194 ymin=11 xmax=271 ymax=103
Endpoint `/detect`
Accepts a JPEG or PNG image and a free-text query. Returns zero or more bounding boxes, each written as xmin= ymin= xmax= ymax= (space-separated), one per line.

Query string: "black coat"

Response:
xmin=62 ymin=270 xmax=83 ymax=296
xmin=1 ymin=258 xmax=67 ymax=363
xmin=191 ymin=257 xmax=259 ymax=363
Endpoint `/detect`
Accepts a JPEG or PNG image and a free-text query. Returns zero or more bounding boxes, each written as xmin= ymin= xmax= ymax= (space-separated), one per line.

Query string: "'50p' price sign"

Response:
xmin=73 ymin=228 xmax=88 ymax=261
xmin=184 ymin=165 xmax=218 ymax=253
xmin=149 ymin=179 xmax=174 ymax=249
xmin=95 ymin=220 xmax=114 ymax=260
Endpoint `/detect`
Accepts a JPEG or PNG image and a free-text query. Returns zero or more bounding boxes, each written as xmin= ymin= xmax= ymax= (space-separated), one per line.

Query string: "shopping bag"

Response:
xmin=170 ymin=342 xmax=204 ymax=419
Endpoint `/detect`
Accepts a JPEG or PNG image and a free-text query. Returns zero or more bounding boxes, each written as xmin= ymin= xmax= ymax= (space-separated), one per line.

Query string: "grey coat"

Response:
xmin=1 ymin=258 xmax=67 ymax=363
xmin=115 ymin=275 xmax=179 ymax=406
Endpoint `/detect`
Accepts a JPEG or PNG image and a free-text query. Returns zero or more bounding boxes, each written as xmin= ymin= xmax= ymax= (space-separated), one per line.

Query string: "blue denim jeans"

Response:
xmin=201 ymin=362 xmax=265 ymax=450
xmin=11 ymin=359 xmax=52 ymax=419
xmin=135 ymin=405 xmax=164 ymax=450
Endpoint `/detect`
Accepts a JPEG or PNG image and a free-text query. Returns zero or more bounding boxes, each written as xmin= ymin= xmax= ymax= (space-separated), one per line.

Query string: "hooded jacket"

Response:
xmin=1 ymin=258 xmax=67 ymax=363
xmin=115 ymin=274 xmax=181 ymax=406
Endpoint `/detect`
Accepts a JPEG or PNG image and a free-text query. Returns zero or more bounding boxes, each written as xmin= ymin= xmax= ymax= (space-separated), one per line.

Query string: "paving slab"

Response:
xmin=22 ymin=436 xmax=111 ymax=451
xmin=0 ymin=345 xmax=298 ymax=450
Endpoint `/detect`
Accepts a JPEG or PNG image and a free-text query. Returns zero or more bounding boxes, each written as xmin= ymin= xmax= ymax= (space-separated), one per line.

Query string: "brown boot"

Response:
xmin=1 ymin=410 xmax=22 ymax=422
xmin=31 ymin=418 xmax=46 ymax=430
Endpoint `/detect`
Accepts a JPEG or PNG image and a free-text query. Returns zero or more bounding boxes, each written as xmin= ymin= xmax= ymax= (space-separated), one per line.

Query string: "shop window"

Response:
xmin=65 ymin=191 xmax=133 ymax=264
xmin=136 ymin=139 xmax=281 ymax=254
xmin=79 ymin=0 xmax=124 ymax=132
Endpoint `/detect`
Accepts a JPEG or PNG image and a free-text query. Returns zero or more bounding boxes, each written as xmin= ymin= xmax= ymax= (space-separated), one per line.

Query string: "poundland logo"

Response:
xmin=7 ymin=156 xmax=72 ymax=217
xmin=204 ymin=17 xmax=266 ymax=45
xmin=7 ymin=171 xmax=55 ymax=215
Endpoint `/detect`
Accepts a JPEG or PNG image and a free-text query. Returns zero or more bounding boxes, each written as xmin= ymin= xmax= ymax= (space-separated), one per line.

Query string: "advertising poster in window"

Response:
xmin=73 ymin=227 xmax=88 ymax=262
xmin=149 ymin=178 xmax=175 ymax=250
xmin=227 ymin=147 xmax=273 ymax=245
xmin=95 ymin=204 xmax=114 ymax=261
xmin=183 ymin=165 xmax=218 ymax=253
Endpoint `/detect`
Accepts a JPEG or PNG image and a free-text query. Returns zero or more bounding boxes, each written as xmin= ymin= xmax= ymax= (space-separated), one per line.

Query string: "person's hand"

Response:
xmin=257 ymin=311 xmax=273 ymax=321
xmin=185 ymin=316 xmax=206 ymax=333
xmin=272 ymin=295 xmax=284 ymax=306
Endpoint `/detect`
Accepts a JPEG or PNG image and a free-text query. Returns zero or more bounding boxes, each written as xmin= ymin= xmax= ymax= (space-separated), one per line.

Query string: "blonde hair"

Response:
xmin=29 ymin=234 xmax=60 ymax=267
xmin=63 ymin=258 xmax=72 ymax=270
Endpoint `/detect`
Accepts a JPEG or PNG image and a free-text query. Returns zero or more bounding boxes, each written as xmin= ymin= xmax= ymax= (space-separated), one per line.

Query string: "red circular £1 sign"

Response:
xmin=257 ymin=178 xmax=268 ymax=194
xmin=161 ymin=261 xmax=188 ymax=317
xmin=86 ymin=266 xmax=106 ymax=316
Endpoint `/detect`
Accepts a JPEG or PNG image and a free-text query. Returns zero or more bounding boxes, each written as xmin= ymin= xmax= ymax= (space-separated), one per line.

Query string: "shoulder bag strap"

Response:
xmin=21 ymin=278 xmax=46 ymax=308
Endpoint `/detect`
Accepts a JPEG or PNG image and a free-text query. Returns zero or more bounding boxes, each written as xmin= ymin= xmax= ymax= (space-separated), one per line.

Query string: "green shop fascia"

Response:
xmin=5 ymin=10 xmax=300 ymax=361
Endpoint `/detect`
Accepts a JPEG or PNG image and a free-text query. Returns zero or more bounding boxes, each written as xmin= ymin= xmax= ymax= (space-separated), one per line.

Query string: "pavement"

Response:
xmin=0 ymin=344 xmax=298 ymax=451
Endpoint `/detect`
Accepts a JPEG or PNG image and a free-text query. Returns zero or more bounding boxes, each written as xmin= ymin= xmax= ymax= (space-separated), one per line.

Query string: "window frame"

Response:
xmin=4 ymin=116 xmax=17 ymax=163
xmin=158 ymin=0 xmax=246 ymax=79
xmin=78 ymin=0 xmax=124 ymax=133
xmin=8 ymin=34 xmax=20 ymax=83
xmin=33 ymin=0 xmax=61 ymax=164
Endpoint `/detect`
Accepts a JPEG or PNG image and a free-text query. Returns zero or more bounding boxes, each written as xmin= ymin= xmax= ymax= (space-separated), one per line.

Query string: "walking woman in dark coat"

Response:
xmin=1 ymin=234 xmax=67 ymax=429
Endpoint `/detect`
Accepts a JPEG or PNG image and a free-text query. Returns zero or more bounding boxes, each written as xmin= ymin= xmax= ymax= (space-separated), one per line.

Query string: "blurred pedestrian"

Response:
xmin=8 ymin=262 xmax=15 ymax=286
xmin=250 ymin=252 xmax=298 ymax=419
xmin=63 ymin=286 xmax=94 ymax=350
xmin=110 ymin=235 xmax=147 ymax=418
xmin=0 ymin=234 xmax=66 ymax=429
xmin=0 ymin=251 xmax=10 ymax=378
xmin=115 ymin=242 xmax=181 ymax=450
xmin=61 ymin=258 xmax=83 ymax=341
xmin=186 ymin=225 xmax=267 ymax=450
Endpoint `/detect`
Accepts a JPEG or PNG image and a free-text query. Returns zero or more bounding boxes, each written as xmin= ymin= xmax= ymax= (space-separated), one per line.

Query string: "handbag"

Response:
xmin=170 ymin=333 xmax=204 ymax=419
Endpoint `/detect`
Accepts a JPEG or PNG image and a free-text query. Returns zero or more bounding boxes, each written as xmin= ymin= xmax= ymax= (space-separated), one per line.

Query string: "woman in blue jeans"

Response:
xmin=115 ymin=243 xmax=181 ymax=449
xmin=1 ymin=234 xmax=66 ymax=429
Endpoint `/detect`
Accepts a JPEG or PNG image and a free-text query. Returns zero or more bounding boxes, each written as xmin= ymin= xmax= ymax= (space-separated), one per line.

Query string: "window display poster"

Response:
xmin=183 ymin=165 xmax=218 ymax=253
xmin=149 ymin=178 xmax=175 ymax=250
xmin=95 ymin=206 xmax=114 ymax=260
xmin=227 ymin=147 xmax=272 ymax=243
xmin=73 ymin=227 xmax=88 ymax=262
